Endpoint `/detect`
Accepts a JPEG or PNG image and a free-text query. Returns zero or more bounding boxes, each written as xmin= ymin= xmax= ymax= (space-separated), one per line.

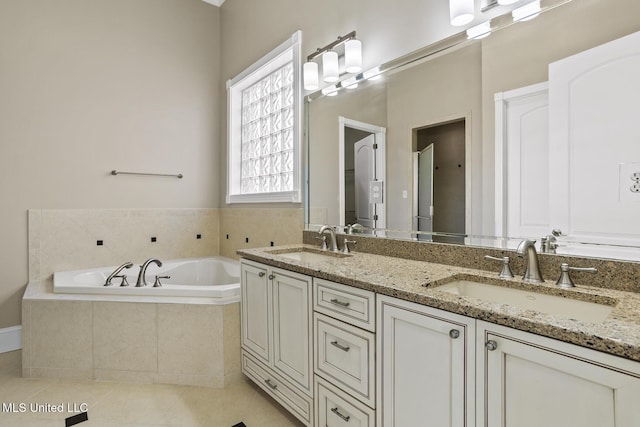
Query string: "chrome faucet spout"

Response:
xmin=318 ymin=225 xmax=339 ymax=252
xmin=516 ymin=240 xmax=544 ymax=283
xmin=136 ymin=258 xmax=163 ymax=287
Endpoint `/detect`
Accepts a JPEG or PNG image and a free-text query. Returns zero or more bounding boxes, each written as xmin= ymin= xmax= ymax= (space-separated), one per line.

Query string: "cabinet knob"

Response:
xmin=449 ymin=329 xmax=460 ymax=339
xmin=258 ymin=272 xmax=265 ymax=277
xmin=485 ymin=340 xmax=498 ymax=351
xmin=268 ymin=274 xmax=275 ymax=280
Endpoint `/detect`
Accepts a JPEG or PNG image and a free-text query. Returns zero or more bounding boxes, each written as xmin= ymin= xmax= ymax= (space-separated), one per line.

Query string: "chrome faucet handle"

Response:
xmin=484 ymin=255 xmax=514 ymax=279
xmin=342 ymin=238 xmax=357 ymax=254
xmin=315 ymin=235 xmax=328 ymax=250
xmin=556 ymin=263 xmax=597 ymax=288
xmin=104 ymin=262 xmax=134 ymax=286
xmin=114 ymin=275 xmax=130 ymax=287
xmin=153 ymin=275 xmax=170 ymax=288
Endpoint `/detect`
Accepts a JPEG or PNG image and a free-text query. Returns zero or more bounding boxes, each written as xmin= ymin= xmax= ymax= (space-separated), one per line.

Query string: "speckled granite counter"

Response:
xmin=238 ymin=244 xmax=640 ymax=363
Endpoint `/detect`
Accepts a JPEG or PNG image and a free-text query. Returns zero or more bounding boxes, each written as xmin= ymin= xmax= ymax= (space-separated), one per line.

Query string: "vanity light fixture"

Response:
xmin=512 ymin=0 xmax=541 ymax=22
xmin=321 ymin=84 xmax=341 ymax=96
xmin=449 ymin=0 xmax=474 ymax=26
xmin=466 ymin=21 xmax=492 ymax=39
xmin=303 ymin=31 xmax=362 ymax=90
xmin=497 ymin=0 xmax=518 ymax=5
xmin=342 ymin=76 xmax=359 ymax=89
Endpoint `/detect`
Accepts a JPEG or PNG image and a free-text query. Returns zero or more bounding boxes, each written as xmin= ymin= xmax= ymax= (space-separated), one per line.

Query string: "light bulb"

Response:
xmin=303 ymin=61 xmax=318 ymax=91
xmin=322 ymin=51 xmax=339 ymax=83
xmin=344 ymin=39 xmax=362 ymax=73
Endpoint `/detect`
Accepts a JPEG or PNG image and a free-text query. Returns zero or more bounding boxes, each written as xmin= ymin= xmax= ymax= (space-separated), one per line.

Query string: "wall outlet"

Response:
xmin=632 ymin=172 xmax=640 ymax=182
xmin=631 ymin=182 xmax=640 ymax=193
xmin=619 ymin=163 xmax=640 ymax=202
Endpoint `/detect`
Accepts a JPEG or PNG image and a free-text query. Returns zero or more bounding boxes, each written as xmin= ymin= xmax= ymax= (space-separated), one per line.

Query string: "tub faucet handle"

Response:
xmin=105 ymin=262 xmax=134 ymax=286
xmin=153 ymin=275 xmax=170 ymax=288
xmin=114 ymin=274 xmax=130 ymax=287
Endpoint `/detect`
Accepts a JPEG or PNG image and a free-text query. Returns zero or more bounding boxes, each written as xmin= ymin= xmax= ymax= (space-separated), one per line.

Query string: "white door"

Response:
xmin=240 ymin=262 xmax=271 ymax=364
xmin=271 ymin=267 xmax=312 ymax=394
xmin=478 ymin=322 xmax=640 ymax=427
xmin=377 ymin=296 xmax=474 ymax=427
xmin=415 ymin=144 xmax=434 ymax=240
xmin=549 ymin=30 xmax=640 ymax=249
xmin=354 ymin=134 xmax=377 ymax=228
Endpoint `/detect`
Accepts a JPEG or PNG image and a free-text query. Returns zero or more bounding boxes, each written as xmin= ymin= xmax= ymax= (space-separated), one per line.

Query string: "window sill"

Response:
xmin=226 ymin=190 xmax=301 ymax=204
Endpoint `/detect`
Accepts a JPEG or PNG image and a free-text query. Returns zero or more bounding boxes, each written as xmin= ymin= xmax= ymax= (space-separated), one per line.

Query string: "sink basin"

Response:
xmin=271 ymin=248 xmax=349 ymax=263
xmin=435 ymin=280 xmax=615 ymax=322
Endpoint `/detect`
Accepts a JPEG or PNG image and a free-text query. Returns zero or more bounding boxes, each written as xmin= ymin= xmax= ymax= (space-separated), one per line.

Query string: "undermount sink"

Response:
xmin=271 ymin=248 xmax=350 ymax=263
xmin=435 ymin=279 xmax=615 ymax=322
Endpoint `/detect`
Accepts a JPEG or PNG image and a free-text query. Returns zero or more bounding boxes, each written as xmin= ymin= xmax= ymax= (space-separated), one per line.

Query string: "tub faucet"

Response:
xmin=105 ymin=262 xmax=133 ymax=287
xmin=516 ymin=239 xmax=544 ymax=283
xmin=136 ymin=258 xmax=163 ymax=287
xmin=318 ymin=225 xmax=339 ymax=252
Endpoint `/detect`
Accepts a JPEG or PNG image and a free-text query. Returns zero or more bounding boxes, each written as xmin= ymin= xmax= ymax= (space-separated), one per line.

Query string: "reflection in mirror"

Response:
xmin=306 ymin=0 xmax=640 ymax=261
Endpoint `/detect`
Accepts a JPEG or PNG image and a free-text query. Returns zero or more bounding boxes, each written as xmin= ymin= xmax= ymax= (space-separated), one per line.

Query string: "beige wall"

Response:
xmin=0 ymin=0 xmax=221 ymax=328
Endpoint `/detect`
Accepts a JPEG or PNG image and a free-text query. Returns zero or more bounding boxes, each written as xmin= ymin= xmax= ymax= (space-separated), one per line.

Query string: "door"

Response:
xmin=479 ymin=322 xmax=640 ymax=427
xmin=271 ymin=267 xmax=312 ymax=393
xmin=414 ymin=144 xmax=434 ymax=240
xmin=377 ymin=296 xmax=474 ymax=427
xmin=549 ymin=30 xmax=640 ymax=249
xmin=354 ymin=134 xmax=377 ymax=228
xmin=240 ymin=262 xmax=271 ymax=364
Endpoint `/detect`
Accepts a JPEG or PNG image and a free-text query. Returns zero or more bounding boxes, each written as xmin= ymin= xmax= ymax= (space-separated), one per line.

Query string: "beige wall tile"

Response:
xmin=93 ymin=302 xmax=157 ymax=373
xmin=157 ymin=304 xmax=223 ymax=379
xmin=223 ymin=302 xmax=241 ymax=378
xmin=29 ymin=301 xmax=92 ymax=371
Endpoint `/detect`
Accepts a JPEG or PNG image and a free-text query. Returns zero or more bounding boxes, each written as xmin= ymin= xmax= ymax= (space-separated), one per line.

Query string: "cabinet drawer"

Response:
xmin=314 ymin=313 xmax=375 ymax=407
xmin=314 ymin=278 xmax=375 ymax=331
xmin=241 ymin=350 xmax=313 ymax=426
xmin=316 ymin=375 xmax=375 ymax=427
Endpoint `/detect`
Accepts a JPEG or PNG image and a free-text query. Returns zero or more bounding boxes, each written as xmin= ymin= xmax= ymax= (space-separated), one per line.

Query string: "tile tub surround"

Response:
xmin=303 ymin=230 xmax=640 ymax=293
xmin=21 ymin=280 xmax=241 ymax=387
xmin=28 ymin=209 xmax=221 ymax=282
xmin=238 ymin=244 xmax=640 ymax=362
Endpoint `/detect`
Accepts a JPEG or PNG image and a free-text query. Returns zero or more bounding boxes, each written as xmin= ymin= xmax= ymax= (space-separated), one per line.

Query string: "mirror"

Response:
xmin=306 ymin=0 xmax=640 ymax=260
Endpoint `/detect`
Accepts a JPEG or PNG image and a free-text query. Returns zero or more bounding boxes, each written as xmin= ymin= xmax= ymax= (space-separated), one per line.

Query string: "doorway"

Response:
xmin=413 ymin=119 xmax=465 ymax=243
xmin=339 ymin=117 xmax=386 ymax=230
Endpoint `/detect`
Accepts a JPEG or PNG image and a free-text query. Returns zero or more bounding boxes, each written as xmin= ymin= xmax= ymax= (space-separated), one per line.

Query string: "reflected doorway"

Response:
xmin=413 ymin=119 xmax=465 ymax=244
xmin=339 ymin=117 xmax=387 ymax=230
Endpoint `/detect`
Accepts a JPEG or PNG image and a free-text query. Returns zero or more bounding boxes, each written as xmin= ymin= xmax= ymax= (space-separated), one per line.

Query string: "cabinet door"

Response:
xmin=377 ymin=295 xmax=475 ymax=427
xmin=478 ymin=321 xmax=640 ymax=427
xmin=240 ymin=261 xmax=271 ymax=364
xmin=272 ymin=267 xmax=313 ymax=394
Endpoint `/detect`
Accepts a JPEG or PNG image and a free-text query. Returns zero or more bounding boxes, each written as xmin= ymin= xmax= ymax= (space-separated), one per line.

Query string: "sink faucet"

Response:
xmin=516 ymin=240 xmax=544 ymax=283
xmin=318 ymin=225 xmax=339 ymax=252
xmin=104 ymin=262 xmax=133 ymax=286
xmin=136 ymin=258 xmax=163 ymax=287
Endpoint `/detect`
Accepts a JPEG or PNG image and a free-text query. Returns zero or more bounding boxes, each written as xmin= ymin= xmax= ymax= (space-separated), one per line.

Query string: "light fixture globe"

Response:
xmin=344 ymin=39 xmax=362 ymax=73
xmin=449 ymin=0 xmax=474 ymax=26
xmin=303 ymin=61 xmax=319 ymax=90
xmin=322 ymin=51 xmax=339 ymax=82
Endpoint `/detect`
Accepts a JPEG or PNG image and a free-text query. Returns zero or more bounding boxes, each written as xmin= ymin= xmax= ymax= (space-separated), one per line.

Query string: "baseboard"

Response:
xmin=0 ymin=326 xmax=22 ymax=353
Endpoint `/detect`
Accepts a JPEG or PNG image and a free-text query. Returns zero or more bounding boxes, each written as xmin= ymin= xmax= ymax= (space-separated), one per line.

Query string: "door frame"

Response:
xmin=339 ymin=116 xmax=387 ymax=230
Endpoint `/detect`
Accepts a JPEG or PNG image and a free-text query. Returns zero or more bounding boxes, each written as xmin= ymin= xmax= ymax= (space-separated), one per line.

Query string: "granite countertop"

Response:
xmin=238 ymin=244 xmax=640 ymax=363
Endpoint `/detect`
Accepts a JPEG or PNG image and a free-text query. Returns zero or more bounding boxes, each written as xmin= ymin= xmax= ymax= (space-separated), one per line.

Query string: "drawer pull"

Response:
xmin=331 ymin=407 xmax=351 ymax=422
xmin=264 ymin=378 xmax=278 ymax=390
xmin=330 ymin=298 xmax=351 ymax=308
xmin=330 ymin=340 xmax=351 ymax=352
xmin=258 ymin=272 xmax=265 ymax=277
xmin=486 ymin=340 xmax=498 ymax=351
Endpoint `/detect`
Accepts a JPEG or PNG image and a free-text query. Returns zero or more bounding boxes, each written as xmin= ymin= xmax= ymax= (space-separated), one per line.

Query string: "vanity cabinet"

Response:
xmin=377 ymin=295 xmax=475 ymax=427
xmin=240 ymin=259 xmax=313 ymax=425
xmin=313 ymin=278 xmax=376 ymax=427
xmin=477 ymin=321 xmax=640 ymax=427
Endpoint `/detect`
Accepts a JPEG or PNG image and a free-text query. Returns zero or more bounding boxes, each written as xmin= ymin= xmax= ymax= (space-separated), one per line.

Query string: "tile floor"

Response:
xmin=0 ymin=351 xmax=303 ymax=427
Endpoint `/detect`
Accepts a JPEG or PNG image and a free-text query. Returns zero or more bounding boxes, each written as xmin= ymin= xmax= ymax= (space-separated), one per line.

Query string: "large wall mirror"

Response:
xmin=305 ymin=0 xmax=640 ymax=261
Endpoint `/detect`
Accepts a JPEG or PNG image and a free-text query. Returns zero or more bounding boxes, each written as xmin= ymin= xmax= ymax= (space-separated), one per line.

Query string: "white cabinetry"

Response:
xmin=240 ymin=259 xmax=313 ymax=426
xmin=477 ymin=321 xmax=640 ymax=427
xmin=377 ymin=295 xmax=475 ymax=427
xmin=313 ymin=279 xmax=376 ymax=427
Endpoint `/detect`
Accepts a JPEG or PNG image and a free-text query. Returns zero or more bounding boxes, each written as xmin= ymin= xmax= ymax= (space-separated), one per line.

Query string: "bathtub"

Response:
xmin=53 ymin=256 xmax=240 ymax=299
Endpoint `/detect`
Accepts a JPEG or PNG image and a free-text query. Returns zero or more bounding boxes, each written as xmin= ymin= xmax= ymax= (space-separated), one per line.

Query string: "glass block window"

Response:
xmin=227 ymin=32 xmax=301 ymax=204
xmin=240 ymin=63 xmax=295 ymax=194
